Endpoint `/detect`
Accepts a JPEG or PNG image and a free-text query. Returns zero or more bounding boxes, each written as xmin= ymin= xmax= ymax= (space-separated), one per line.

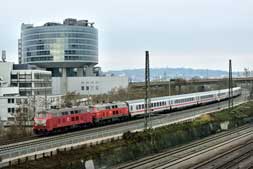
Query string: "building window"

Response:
xmin=11 ymin=74 xmax=18 ymax=79
xmin=81 ymin=86 xmax=84 ymax=90
xmin=86 ymin=86 xmax=89 ymax=91
xmin=19 ymin=83 xmax=32 ymax=87
xmin=11 ymin=83 xmax=18 ymax=87
xmin=8 ymin=108 xmax=15 ymax=113
xmin=8 ymin=98 xmax=14 ymax=103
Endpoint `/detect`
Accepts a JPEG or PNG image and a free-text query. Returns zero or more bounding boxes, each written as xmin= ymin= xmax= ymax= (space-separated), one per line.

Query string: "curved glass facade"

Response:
xmin=21 ymin=25 xmax=98 ymax=66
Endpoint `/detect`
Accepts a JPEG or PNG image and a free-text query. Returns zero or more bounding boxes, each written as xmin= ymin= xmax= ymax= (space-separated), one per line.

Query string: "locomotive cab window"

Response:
xmin=36 ymin=111 xmax=47 ymax=118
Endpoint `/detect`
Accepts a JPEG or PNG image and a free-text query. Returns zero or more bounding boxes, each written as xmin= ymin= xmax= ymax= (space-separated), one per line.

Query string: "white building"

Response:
xmin=52 ymin=76 xmax=128 ymax=95
xmin=0 ymin=80 xmax=18 ymax=121
xmin=11 ymin=69 xmax=52 ymax=96
xmin=0 ymin=94 xmax=62 ymax=122
xmin=0 ymin=62 xmax=60 ymax=123
xmin=0 ymin=62 xmax=13 ymax=86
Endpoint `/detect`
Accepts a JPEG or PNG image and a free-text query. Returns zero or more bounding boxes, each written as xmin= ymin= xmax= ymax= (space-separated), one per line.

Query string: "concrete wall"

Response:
xmin=0 ymin=87 xmax=19 ymax=96
xmin=52 ymin=76 xmax=129 ymax=95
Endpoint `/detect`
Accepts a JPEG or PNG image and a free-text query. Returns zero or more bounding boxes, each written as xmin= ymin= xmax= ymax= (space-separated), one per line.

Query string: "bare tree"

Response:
xmin=62 ymin=92 xmax=81 ymax=107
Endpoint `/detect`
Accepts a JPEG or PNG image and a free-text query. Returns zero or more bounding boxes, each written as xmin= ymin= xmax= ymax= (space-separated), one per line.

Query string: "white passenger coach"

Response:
xmin=126 ymin=87 xmax=241 ymax=117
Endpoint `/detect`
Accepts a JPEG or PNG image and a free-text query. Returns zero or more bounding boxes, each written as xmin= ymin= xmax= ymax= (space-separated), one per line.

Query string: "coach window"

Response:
xmin=130 ymin=106 xmax=133 ymax=111
xmin=142 ymin=104 xmax=144 ymax=109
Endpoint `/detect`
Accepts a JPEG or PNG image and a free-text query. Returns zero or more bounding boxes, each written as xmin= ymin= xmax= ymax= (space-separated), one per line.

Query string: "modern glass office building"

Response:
xmin=20 ymin=18 xmax=98 ymax=77
xmin=19 ymin=18 xmax=128 ymax=96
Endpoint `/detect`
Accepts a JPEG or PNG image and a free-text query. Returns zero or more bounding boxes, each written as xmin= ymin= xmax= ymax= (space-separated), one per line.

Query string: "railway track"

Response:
xmin=190 ymin=141 xmax=253 ymax=169
xmin=0 ymin=136 xmax=38 ymax=146
xmin=0 ymin=95 xmax=247 ymax=162
xmin=115 ymin=124 xmax=253 ymax=169
xmin=0 ymin=95 xmax=244 ymax=147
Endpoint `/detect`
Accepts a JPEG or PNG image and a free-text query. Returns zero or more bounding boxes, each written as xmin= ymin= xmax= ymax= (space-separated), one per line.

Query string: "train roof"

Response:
xmin=41 ymin=106 xmax=88 ymax=114
xmin=126 ymin=87 xmax=240 ymax=104
xmin=91 ymin=102 xmax=126 ymax=107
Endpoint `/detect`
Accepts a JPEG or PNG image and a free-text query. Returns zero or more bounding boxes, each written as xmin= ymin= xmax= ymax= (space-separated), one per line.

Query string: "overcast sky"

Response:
xmin=0 ymin=0 xmax=253 ymax=71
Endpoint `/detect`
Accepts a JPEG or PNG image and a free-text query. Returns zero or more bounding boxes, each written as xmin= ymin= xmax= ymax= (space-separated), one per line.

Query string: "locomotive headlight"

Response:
xmin=35 ymin=119 xmax=46 ymax=126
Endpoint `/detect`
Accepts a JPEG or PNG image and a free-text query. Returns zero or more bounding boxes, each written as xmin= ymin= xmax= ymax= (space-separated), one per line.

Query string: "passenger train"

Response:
xmin=33 ymin=87 xmax=241 ymax=135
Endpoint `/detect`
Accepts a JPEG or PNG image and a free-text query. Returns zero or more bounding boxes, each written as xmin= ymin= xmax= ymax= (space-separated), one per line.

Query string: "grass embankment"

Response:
xmin=5 ymin=101 xmax=253 ymax=169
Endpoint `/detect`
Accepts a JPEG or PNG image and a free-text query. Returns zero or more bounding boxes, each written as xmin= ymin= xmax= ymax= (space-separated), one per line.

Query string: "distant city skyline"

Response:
xmin=1 ymin=0 xmax=253 ymax=71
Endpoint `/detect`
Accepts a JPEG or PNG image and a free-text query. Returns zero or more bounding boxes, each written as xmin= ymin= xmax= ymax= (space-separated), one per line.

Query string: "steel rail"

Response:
xmin=115 ymin=124 xmax=253 ymax=169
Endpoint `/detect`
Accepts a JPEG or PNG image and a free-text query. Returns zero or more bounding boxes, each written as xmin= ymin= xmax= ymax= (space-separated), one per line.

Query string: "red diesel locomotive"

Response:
xmin=33 ymin=102 xmax=129 ymax=135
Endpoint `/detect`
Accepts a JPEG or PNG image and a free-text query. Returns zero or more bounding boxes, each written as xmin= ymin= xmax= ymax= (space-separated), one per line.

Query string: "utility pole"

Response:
xmin=228 ymin=59 xmax=233 ymax=111
xmin=144 ymin=51 xmax=151 ymax=129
